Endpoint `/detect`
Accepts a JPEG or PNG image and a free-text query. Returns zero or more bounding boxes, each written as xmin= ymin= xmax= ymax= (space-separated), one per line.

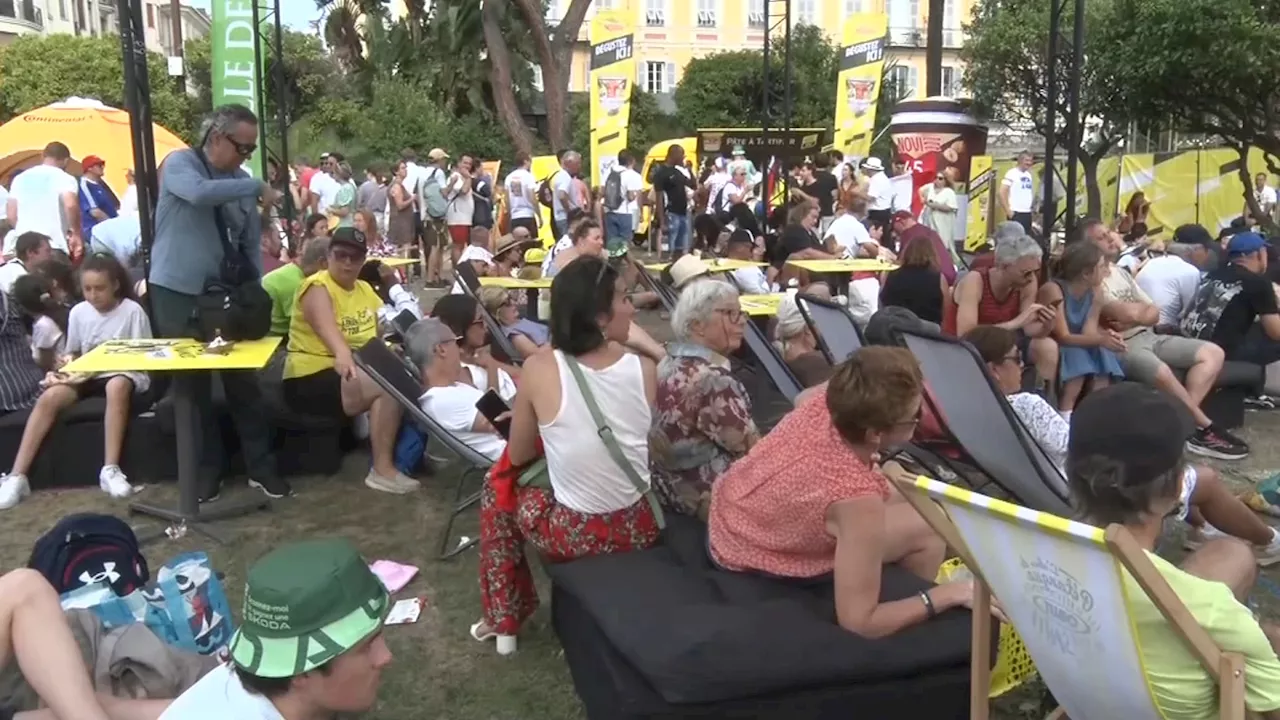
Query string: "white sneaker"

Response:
xmin=364 ymin=469 xmax=414 ymax=495
xmin=393 ymin=472 xmax=421 ymax=492
xmin=99 ymin=465 xmax=138 ymax=499
xmin=0 ymin=474 xmax=30 ymax=510
xmin=1256 ymin=528 xmax=1280 ymax=567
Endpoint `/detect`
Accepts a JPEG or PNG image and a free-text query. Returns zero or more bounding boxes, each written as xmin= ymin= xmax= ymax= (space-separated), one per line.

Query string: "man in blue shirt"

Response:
xmin=77 ymin=154 xmax=118 ymax=237
xmin=150 ymin=104 xmax=289 ymax=501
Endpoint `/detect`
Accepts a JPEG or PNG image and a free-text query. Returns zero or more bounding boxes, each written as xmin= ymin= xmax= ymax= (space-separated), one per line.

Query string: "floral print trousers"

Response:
xmin=478 ymin=482 xmax=660 ymax=635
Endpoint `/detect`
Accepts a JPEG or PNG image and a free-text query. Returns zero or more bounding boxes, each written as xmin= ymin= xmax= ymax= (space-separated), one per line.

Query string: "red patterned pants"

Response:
xmin=478 ymin=482 xmax=660 ymax=635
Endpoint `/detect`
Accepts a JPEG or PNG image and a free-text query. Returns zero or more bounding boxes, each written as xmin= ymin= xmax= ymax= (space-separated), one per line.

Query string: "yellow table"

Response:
xmin=786 ymin=259 xmax=898 ymax=273
xmin=63 ymin=337 xmax=282 ymax=374
xmin=478 ymin=276 xmax=553 ymax=289
xmin=645 ymin=258 xmax=768 ymax=273
xmin=740 ymin=293 xmax=784 ymax=317
xmin=370 ymin=256 xmax=417 ymax=268
xmin=63 ymin=337 xmax=283 ymax=543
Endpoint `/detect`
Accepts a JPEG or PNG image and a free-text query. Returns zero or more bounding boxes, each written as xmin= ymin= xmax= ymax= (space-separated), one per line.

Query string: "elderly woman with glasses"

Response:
xmin=478 ymin=286 xmax=548 ymax=358
xmin=650 ymin=278 xmax=760 ymax=520
xmin=282 ymin=227 xmax=417 ymax=496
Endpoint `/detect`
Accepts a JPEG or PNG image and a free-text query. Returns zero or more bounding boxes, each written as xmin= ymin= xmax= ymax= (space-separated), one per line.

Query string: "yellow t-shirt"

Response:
xmin=1128 ymin=551 xmax=1280 ymax=719
xmin=283 ymin=270 xmax=381 ymax=380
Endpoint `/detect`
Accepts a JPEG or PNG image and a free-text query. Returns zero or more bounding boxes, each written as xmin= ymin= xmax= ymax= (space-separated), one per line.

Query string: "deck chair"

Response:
xmin=899 ymin=326 xmax=1072 ymax=515
xmin=739 ymin=314 xmax=803 ymax=403
xmin=796 ymin=293 xmax=864 ymax=365
xmin=354 ymin=339 xmax=492 ymax=560
xmin=454 ymin=260 xmax=483 ymax=294
xmin=895 ymin=476 xmax=1249 ymax=720
xmin=448 ymin=264 xmax=524 ymax=363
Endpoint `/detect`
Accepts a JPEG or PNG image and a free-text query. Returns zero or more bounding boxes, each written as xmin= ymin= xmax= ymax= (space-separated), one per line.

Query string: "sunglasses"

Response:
xmin=331 ymin=247 xmax=366 ymax=263
xmin=224 ymin=134 xmax=257 ymax=158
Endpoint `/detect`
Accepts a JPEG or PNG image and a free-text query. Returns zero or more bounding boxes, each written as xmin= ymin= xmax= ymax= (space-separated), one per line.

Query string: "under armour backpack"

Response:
xmin=603 ymin=167 xmax=625 ymax=212
xmin=28 ymin=513 xmax=149 ymax=596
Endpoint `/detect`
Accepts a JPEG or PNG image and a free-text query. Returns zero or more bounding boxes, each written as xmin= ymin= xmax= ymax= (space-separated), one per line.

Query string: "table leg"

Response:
xmin=525 ymin=288 xmax=538 ymax=322
xmin=129 ymin=372 xmax=270 ymax=543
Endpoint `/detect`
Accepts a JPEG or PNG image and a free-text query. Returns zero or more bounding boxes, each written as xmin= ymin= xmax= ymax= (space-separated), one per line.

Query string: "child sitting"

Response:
xmin=11 ymin=270 xmax=70 ymax=372
xmin=0 ymin=253 xmax=152 ymax=509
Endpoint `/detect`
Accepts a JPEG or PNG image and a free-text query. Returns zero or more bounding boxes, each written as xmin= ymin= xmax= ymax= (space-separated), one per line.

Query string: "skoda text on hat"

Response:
xmin=229 ymin=538 xmax=389 ymax=678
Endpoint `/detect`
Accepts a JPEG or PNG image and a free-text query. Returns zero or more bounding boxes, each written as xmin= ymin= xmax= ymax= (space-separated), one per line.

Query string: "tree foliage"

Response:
xmin=184 ymin=30 xmax=338 ymax=123
xmin=568 ymin=88 xmax=690 ymax=171
xmin=0 ymin=35 xmax=195 ymax=140
xmin=674 ymin=24 xmax=840 ymax=131
xmin=1094 ymin=0 xmax=1280 ymax=225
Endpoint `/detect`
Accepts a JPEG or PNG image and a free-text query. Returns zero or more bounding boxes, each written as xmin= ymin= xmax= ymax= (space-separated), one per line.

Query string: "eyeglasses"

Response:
xmin=1001 ymin=351 xmax=1023 ymax=366
xmin=715 ymin=307 xmax=745 ymax=323
xmin=331 ymin=248 xmax=366 ymax=263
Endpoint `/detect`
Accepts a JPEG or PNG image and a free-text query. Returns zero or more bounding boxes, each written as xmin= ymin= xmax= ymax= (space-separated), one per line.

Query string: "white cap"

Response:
xmin=458 ymin=245 xmax=494 ymax=266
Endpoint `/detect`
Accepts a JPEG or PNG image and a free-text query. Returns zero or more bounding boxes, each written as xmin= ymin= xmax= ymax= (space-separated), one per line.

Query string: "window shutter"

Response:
xmin=666 ymin=62 xmax=677 ymax=93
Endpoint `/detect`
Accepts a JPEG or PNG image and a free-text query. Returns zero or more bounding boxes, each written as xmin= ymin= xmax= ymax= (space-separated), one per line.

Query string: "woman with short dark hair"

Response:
xmin=880 ymin=236 xmax=949 ymax=324
xmin=474 ymin=256 xmax=661 ymax=654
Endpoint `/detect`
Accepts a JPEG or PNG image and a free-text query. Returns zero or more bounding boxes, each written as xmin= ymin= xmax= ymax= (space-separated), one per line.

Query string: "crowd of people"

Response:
xmin=4 ymin=97 xmax=1280 ymax=720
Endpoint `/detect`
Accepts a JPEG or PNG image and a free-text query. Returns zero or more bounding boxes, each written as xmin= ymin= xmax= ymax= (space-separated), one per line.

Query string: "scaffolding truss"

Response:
xmin=1042 ymin=0 xmax=1085 ymax=240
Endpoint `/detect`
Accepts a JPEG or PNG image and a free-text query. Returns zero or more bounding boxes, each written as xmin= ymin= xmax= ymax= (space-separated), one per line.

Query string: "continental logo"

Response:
xmin=24 ymin=115 xmax=93 ymax=122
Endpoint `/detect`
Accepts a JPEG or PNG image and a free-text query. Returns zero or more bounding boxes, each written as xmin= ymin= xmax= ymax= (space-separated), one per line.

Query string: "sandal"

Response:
xmin=470 ymin=619 xmax=517 ymax=655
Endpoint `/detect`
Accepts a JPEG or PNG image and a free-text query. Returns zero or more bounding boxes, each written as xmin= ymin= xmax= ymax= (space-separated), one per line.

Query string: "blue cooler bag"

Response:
xmin=60 ymin=551 xmax=235 ymax=655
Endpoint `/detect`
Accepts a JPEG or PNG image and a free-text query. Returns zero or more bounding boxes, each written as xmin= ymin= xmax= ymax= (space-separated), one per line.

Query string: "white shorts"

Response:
xmin=1176 ymin=466 xmax=1199 ymax=521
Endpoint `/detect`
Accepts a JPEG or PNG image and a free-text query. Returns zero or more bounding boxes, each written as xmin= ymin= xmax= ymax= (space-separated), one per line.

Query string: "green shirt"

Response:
xmin=262 ymin=263 xmax=305 ymax=336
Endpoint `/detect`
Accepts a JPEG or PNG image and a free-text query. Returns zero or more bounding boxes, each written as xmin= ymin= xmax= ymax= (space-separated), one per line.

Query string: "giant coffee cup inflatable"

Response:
xmin=888 ymin=98 xmax=988 ymax=242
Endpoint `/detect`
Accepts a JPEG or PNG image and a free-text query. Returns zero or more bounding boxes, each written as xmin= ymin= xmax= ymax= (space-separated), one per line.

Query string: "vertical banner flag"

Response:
xmin=834 ymin=12 xmax=889 ymax=161
xmin=589 ymin=10 xmax=636 ymax=187
xmin=211 ymin=0 xmax=266 ymax=178
xmin=966 ymin=155 xmax=994 ymax=251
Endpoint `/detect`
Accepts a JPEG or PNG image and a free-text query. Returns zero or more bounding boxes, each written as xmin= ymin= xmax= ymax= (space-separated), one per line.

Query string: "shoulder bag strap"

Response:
xmin=191 ymin=149 xmax=238 ymax=265
xmin=562 ymin=354 xmax=665 ymax=528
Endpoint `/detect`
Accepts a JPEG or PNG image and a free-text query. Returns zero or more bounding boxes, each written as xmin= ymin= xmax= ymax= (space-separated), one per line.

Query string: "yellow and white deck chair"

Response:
xmin=895 ymin=475 xmax=1250 ymax=720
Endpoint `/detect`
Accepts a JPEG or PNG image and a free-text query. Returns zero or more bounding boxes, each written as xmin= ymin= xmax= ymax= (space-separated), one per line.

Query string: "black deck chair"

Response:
xmin=795 ymin=293 xmax=864 ymax=365
xmin=454 ymin=260 xmax=483 ymax=294
xmin=354 ymin=340 xmax=492 ymax=559
xmin=899 ymin=327 xmax=1072 ymax=515
xmin=447 ymin=264 xmax=524 ymax=364
xmin=740 ymin=314 xmax=803 ymax=404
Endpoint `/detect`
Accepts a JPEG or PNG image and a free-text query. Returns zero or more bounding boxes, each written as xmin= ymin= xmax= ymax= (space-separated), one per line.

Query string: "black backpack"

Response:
xmin=536 ymin=172 xmax=557 ymax=208
xmin=604 ymin=167 xmax=625 ymax=212
xmin=28 ymin=513 xmax=149 ymax=596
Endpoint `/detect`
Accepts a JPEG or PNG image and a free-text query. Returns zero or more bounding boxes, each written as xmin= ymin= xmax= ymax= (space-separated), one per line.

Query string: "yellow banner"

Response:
xmin=834 ymin=12 xmax=888 ymax=159
xmin=589 ymin=10 xmax=636 ymax=187
xmin=966 ymin=155 xmax=993 ymax=252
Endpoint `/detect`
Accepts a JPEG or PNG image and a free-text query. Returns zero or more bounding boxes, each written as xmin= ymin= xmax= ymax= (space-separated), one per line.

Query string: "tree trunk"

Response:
xmin=481 ymin=0 xmax=534 ymax=157
xmin=509 ymin=0 xmax=592 ymax=152
xmin=1081 ymin=150 xmax=1102 ymax=220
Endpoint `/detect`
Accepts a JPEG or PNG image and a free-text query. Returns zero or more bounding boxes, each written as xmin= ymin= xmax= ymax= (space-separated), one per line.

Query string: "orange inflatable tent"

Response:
xmin=0 ymin=97 xmax=187 ymax=197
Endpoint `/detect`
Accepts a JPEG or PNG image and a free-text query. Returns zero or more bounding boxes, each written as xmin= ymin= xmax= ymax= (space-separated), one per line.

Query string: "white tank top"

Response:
xmin=541 ymin=350 xmax=651 ymax=515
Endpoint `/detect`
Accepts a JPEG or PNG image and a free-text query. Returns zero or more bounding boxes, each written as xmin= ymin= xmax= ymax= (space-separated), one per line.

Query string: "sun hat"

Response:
xmin=427 ymin=148 xmax=449 ymax=161
xmin=458 ymin=245 xmax=494 ymax=266
xmin=493 ymin=233 xmax=532 ymax=258
xmin=860 ymin=157 xmax=885 ymax=172
xmin=668 ymin=254 xmax=711 ymax=289
xmin=229 ymin=538 xmax=389 ymax=678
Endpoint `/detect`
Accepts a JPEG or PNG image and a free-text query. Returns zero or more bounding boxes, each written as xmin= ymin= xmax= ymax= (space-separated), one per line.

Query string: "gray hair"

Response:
xmin=200 ymin=104 xmax=257 ymax=146
xmin=299 ymin=236 xmax=329 ymax=271
xmin=993 ymin=221 xmax=1043 ymax=265
xmin=670 ymin=278 xmax=739 ymax=342
xmin=404 ymin=317 xmax=456 ymax=371
xmin=562 ymin=151 xmax=581 ymax=165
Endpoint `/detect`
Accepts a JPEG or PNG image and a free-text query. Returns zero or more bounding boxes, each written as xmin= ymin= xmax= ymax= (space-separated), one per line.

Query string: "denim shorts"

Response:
xmin=605 ymin=212 xmax=633 ymax=253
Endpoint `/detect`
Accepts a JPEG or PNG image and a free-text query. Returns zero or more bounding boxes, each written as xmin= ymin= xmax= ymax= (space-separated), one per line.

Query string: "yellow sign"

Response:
xmin=63 ymin=337 xmax=283 ymax=374
xmin=966 ymin=155 xmax=994 ymax=252
xmin=786 ymin=258 xmax=898 ymax=273
xmin=589 ymin=10 xmax=636 ymax=187
xmin=834 ymin=13 xmax=889 ymax=159
xmin=740 ymin=293 xmax=784 ymax=317
xmin=478 ymin=276 xmax=553 ymax=289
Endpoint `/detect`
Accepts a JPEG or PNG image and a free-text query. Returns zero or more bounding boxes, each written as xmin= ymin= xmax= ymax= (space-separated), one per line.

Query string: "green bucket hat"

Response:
xmin=229 ymin=538 xmax=389 ymax=678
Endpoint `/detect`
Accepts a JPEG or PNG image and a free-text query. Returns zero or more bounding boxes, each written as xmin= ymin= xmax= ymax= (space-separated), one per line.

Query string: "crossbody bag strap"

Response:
xmin=191 ymin=149 xmax=238 ymax=263
xmin=563 ymin=354 xmax=665 ymax=529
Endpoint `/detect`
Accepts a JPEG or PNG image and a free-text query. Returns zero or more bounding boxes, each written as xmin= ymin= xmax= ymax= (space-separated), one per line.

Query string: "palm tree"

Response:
xmin=313 ymin=0 xmax=385 ymax=72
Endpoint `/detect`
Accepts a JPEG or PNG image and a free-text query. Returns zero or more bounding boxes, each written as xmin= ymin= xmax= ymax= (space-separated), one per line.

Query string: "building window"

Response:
xmin=747 ymin=0 xmax=764 ymax=28
xmin=645 ymin=0 xmax=665 ymax=26
xmin=545 ymin=0 xmax=560 ymax=21
xmin=596 ymin=0 xmax=614 ymax=8
xmin=796 ymin=0 xmax=816 ymax=26
xmin=845 ymin=0 xmax=863 ymax=15
xmin=645 ymin=60 xmax=674 ymax=94
xmin=58 ymin=0 xmax=67 ymax=20
xmin=696 ymin=0 xmax=716 ymax=27
xmin=887 ymin=65 xmax=918 ymax=101
xmin=941 ymin=65 xmax=961 ymax=97
xmin=531 ymin=65 xmax=544 ymax=92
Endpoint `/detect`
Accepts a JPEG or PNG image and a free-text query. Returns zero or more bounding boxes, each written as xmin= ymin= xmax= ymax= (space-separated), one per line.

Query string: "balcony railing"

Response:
xmin=0 ymin=0 xmax=43 ymax=28
xmin=887 ymin=25 xmax=965 ymax=49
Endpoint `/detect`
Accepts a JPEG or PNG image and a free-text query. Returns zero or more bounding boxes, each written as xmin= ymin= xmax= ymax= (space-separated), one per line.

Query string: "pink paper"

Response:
xmin=369 ymin=560 xmax=419 ymax=594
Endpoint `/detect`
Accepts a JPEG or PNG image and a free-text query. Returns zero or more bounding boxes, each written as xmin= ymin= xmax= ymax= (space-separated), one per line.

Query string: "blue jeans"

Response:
xmin=605 ymin=212 xmax=633 ymax=254
xmin=665 ymin=213 xmax=691 ymax=253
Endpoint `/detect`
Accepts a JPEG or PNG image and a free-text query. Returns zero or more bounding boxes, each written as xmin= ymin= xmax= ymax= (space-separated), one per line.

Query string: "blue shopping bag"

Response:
xmin=60 ymin=551 xmax=235 ymax=656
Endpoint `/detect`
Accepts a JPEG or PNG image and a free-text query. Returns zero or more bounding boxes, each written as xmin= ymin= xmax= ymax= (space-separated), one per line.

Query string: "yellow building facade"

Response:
xmin=559 ymin=0 xmax=974 ymax=101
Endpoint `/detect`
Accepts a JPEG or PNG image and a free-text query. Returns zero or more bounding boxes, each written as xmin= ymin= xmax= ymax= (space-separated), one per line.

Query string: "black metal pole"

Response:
xmin=119 ymin=0 xmax=159 ymax=318
xmin=925 ymin=0 xmax=944 ymax=96
xmin=249 ymin=0 xmax=268 ymax=180
xmin=1042 ymin=0 xmax=1063 ymax=247
xmin=1062 ymin=0 xmax=1084 ymax=238
xmin=268 ymin=0 xmax=295 ymax=244
xmin=761 ymin=0 xmax=771 ymax=203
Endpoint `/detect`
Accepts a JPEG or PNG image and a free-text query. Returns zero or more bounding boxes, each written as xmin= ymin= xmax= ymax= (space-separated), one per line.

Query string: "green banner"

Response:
xmin=210 ymin=0 xmax=265 ymax=177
